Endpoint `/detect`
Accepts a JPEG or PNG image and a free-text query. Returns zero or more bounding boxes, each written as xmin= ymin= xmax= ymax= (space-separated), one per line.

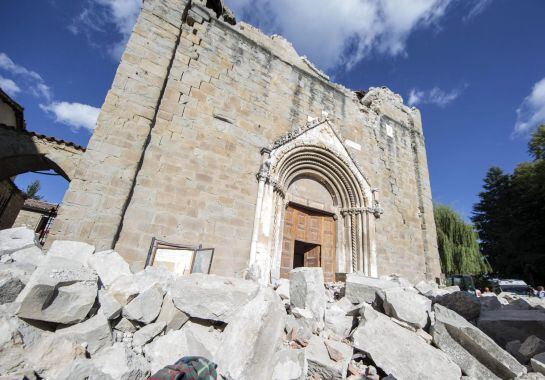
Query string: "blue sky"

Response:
xmin=1 ymin=0 xmax=544 ymax=221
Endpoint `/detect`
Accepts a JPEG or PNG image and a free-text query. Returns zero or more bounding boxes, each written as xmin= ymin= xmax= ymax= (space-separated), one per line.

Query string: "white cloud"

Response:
xmin=463 ymin=0 xmax=493 ymax=22
xmin=226 ymin=0 xmax=454 ymax=71
xmin=40 ymin=102 xmax=100 ymax=132
xmin=0 ymin=75 xmax=21 ymax=97
xmin=407 ymin=86 xmax=464 ymax=107
xmin=70 ymin=0 xmax=141 ymax=60
xmin=514 ymin=77 xmax=545 ymax=135
xmin=0 ymin=52 xmax=52 ymax=100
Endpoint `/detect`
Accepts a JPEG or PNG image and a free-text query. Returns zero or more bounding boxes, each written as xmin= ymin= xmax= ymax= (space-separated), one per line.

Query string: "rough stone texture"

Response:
xmin=92 ymin=342 xmax=150 ymax=380
xmin=324 ymin=303 xmax=353 ymax=337
xmin=49 ymin=0 xmax=442 ymax=284
xmin=98 ymin=289 xmax=122 ymax=320
xmin=56 ymin=358 xmax=112 ymax=380
xmin=170 ymin=274 xmax=259 ymax=322
xmin=56 ymin=313 xmax=112 ymax=355
xmin=271 ymin=349 xmax=307 ymax=380
xmin=520 ymin=336 xmax=545 ymax=361
xmin=479 ymin=294 xmax=506 ymax=312
xmin=0 ymin=272 xmax=25 ymax=304
xmin=10 ymin=246 xmax=45 ymax=268
xmin=382 ymin=287 xmax=431 ymax=329
xmin=432 ymin=304 xmax=527 ymax=379
xmin=290 ymin=268 xmax=326 ymax=324
xmin=434 ymin=291 xmax=481 ymax=321
xmin=216 ymin=287 xmax=286 ymax=380
xmin=16 ymin=256 xmax=98 ymax=324
xmin=47 ymin=240 xmax=95 ymax=266
xmin=275 ymin=278 xmax=290 ymax=300
xmin=114 ymin=318 xmax=137 ymax=333
xmin=108 ymin=275 xmax=140 ymax=306
xmin=123 ymin=284 xmax=165 ymax=324
xmin=353 ymin=304 xmax=461 ymax=380
xmin=88 ymin=250 xmax=131 ymax=287
xmin=132 ymin=322 xmax=165 ymax=347
xmin=519 ymin=373 xmax=545 ymax=380
xmin=0 ymin=227 xmax=36 ymax=256
xmin=306 ymin=335 xmax=352 ymax=380
xmin=532 ymin=353 xmax=545 ymax=376
xmin=156 ymin=293 xmax=189 ymax=332
xmin=478 ymin=310 xmax=545 ymax=347
xmin=345 ymin=273 xmax=401 ymax=304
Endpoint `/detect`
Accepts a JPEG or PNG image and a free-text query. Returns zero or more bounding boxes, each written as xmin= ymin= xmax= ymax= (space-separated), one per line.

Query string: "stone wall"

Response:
xmin=0 ymin=180 xmax=25 ymax=230
xmin=13 ymin=209 xmax=42 ymax=230
xmin=50 ymin=0 xmax=442 ymax=282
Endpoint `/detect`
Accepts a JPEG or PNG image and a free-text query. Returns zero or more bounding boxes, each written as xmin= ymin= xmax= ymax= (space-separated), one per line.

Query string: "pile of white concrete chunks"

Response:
xmin=0 ymin=226 xmax=545 ymax=380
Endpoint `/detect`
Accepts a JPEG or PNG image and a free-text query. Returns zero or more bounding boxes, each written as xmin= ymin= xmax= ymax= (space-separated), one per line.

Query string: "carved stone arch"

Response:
xmin=249 ymin=117 xmax=381 ymax=284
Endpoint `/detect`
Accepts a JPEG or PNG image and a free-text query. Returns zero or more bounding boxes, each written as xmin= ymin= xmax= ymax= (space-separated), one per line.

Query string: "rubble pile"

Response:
xmin=1 ymin=227 xmax=545 ymax=379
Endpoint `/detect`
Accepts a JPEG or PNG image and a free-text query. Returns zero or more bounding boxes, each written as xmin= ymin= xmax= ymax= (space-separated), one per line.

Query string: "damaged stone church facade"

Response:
xmin=49 ymin=0 xmax=442 ymax=283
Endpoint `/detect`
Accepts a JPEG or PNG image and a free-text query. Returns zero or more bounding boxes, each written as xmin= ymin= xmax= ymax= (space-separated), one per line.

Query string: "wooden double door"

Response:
xmin=281 ymin=204 xmax=336 ymax=282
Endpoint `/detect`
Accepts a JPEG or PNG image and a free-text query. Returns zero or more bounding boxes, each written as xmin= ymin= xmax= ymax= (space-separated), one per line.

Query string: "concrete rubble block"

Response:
xmin=345 ymin=273 xmax=401 ymax=304
xmin=305 ymin=335 xmax=351 ymax=380
xmin=432 ymin=304 xmax=527 ymax=379
xmin=25 ymin=334 xmax=86 ymax=379
xmin=380 ymin=274 xmax=413 ymax=288
xmin=275 ymin=278 xmax=290 ymax=300
xmin=324 ymin=303 xmax=353 ymax=337
xmin=108 ymin=274 xmax=140 ymax=306
xmin=520 ymin=336 xmax=545 ymax=361
xmin=92 ymin=342 xmax=150 ymax=380
xmin=156 ymin=292 xmax=189 ymax=332
xmin=56 ymin=358 xmax=113 ymax=380
xmin=480 ymin=293 xmax=507 ymax=312
xmin=133 ymin=266 xmax=180 ymax=293
xmin=47 ymin=240 xmax=95 ymax=266
xmin=353 ymin=304 xmax=461 ymax=380
xmin=285 ymin=313 xmax=313 ymax=341
xmin=0 ymin=315 xmax=27 ymax=375
xmin=292 ymin=307 xmax=314 ymax=319
xmin=0 ymin=263 xmax=33 ymax=285
xmin=170 ymin=273 xmax=260 ymax=323
xmin=271 ymin=349 xmax=307 ymax=380
xmin=56 ymin=313 xmax=112 ymax=355
xmin=505 ymin=340 xmax=526 ymax=363
xmin=290 ymin=267 xmax=327 ymax=324
xmin=416 ymin=328 xmax=433 ymax=344
xmin=16 ymin=256 xmax=98 ymax=324
xmin=143 ymin=321 xmax=221 ymax=374
xmin=123 ymin=284 xmax=165 ymax=324
xmin=414 ymin=280 xmax=438 ymax=296
xmin=132 ymin=321 xmax=166 ymax=347
xmin=382 ymin=287 xmax=431 ymax=329
xmin=434 ymin=291 xmax=481 ymax=321
xmin=216 ymin=287 xmax=286 ymax=380
xmin=98 ymin=289 xmax=122 ymax=320
xmin=11 ymin=246 xmax=45 ymax=268
xmin=532 ymin=353 xmax=545 ymax=376
xmin=88 ymin=250 xmax=131 ymax=287
xmin=518 ymin=373 xmax=545 ymax=380
xmin=114 ymin=317 xmax=137 ymax=333
xmin=0 ymin=227 xmax=36 ymax=256
xmin=478 ymin=310 xmax=545 ymax=347
xmin=0 ymin=272 xmax=25 ymax=304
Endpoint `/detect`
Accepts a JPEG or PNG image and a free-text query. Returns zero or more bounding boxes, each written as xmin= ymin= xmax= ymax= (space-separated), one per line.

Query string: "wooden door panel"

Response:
xmin=305 ymin=245 xmax=321 ymax=267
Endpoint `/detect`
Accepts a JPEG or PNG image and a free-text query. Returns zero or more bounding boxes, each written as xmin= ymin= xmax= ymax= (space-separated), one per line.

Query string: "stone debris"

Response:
xmin=0 ymin=227 xmax=36 ymax=256
xmin=434 ymin=291 xmax=481 ymax=321
xmin=1 ymin=227 xmax=545 ymax=379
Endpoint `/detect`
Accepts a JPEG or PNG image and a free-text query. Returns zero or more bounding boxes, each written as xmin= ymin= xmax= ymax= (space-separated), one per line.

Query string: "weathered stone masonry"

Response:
xmin=49 ymin=0 xmax=442 ymax=283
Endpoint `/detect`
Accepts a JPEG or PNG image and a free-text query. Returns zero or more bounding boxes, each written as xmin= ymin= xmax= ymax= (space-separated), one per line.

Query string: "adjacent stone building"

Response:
xmin=49 ymin=0 xmax=442 ymax=283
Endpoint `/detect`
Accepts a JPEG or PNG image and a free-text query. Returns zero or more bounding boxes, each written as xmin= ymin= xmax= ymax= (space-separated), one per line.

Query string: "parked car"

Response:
xmin=446 ymin=275 xmax=480 ymax=296
xmin=489 ymin=279 xmax=529 ymax=295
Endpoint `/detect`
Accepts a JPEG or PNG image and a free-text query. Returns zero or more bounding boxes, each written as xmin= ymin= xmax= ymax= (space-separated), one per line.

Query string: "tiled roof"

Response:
xmin=23 ymin=198 xmax=58 ymax=213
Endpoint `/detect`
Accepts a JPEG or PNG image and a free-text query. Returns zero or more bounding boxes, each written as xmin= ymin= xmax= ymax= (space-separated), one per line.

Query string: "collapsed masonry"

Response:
xmin=1 ymin=227 xmax=545 ymax=380
xmin=48 ymin=0 xmax=442 ymax=284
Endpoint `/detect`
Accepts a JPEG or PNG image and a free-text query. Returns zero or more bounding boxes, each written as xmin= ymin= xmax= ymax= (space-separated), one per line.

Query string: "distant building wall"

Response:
xmin=0 ymin=180 xmax=25 ymax=230
xmin=13 ymin=209 xmax=42 ymax=230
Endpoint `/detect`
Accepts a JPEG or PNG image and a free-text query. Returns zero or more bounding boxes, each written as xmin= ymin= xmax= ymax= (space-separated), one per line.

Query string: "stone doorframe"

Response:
xmin=249 ymin=116 xmax=384 ymax=284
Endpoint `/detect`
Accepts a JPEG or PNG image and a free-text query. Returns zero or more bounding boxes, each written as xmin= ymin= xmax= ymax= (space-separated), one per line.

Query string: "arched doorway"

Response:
xmin=249 ymin=117 xmax=383 ymax=284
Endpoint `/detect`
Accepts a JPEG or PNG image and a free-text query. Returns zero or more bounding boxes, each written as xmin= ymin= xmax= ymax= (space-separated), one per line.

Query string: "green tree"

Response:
xmin=434 ymin=204 xmax=490 ymax=276
xmin=528 ymin=124 xmax=545 ymax=160
xmin=24 ymin=180 xmax=43 ymax=200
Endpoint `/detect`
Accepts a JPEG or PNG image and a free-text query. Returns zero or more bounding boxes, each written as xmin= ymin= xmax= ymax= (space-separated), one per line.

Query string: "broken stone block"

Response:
xmin=92 ymin=342 xmax=150 ymax=380
xmin=520 ymin=336 xmax=545 ymax=361
xmin=275 ymin=278 xmax=290 ymax=300
xmin=285 ymin=313 xmax=313 ymax=341
xmin=98 ymin=289 xmax=122 ymax=320
xmin=216 ymin=287 xmax=286 ymax=380
xmin=290 ymin=267 xmax=326 ymax=325
xmin=0 ymin=314 xmax=27 ymax=374
xmin=25 ymin=334 xmax=86 ymax=379
xmin=518 ymin=373 xmax=545 ymax=380
xmin=0 ymin=227 xmax=36 ymax=256
xmin=133 ymin=266 xmax=180 ymax=293
xmin=532 ymin=353 xmax=545 ymax=376
xmin=305 ymin=335 xmax=351 ymax=380
xmin=479 ymin=293 xmax=507 ymax=312
xmin=380 ymin=274 xmax=413 ymax=288
xmin=505 ymin=340 xmax=525 ymax=363
xmin=108 ymin=275 xmax=140 ymax=306
xmin=292 ymin=307 xmax=314 ymax=319
xmin=47 ymin=240 xmax=95 ymax=266
xmin=353 ymin=304 xmax=461 ymax=380
xmin=156 ymin=292 xmax=189 ymax=332
xmin=478 ymin=310 xmax=545 ymax=347
xmin=114 ymin=318 xmax=137 ymax=333
xmin=381 ymin=287 xmax=431 ymax=329
xmin=414 ymin=279 xmax=438 ymax=296
xmin=132 ymin=322 xmax=165 ymax=347
xmin=434 ymin=291 xmax=481 ymax=321
xmin=170 ymin=273 xmax=259 ymax=323
xmin=345 ymin=273 xmax=400 ymax=304
xmin=432 ymin=304 xmax=526 ymax=379
xmin=55 ymin=358 xmax=112 ymax=380
xmin=143 ymin=321 xmax=221 ymax=373
xmin=56 ymin=313 xmax=112 ymax=355
xmin=416 ymin=328 xmax=433 ymax=344
xmin=0 ymin=272 xmax=25 ymax=304
xmin=88 ymin=250 xmax=131 ymax=288
xmin=123 ymin=284 xmax=165 ymax=324
xmin=11 ymin=246 xmax=44 ymax=268
xmin=271 ymin=349 xmax=307 ymax=380
xmin=16 ymin=256 xmax=98 ymax=324
xmin=324 ymin=303 xmax=353 ymax=337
